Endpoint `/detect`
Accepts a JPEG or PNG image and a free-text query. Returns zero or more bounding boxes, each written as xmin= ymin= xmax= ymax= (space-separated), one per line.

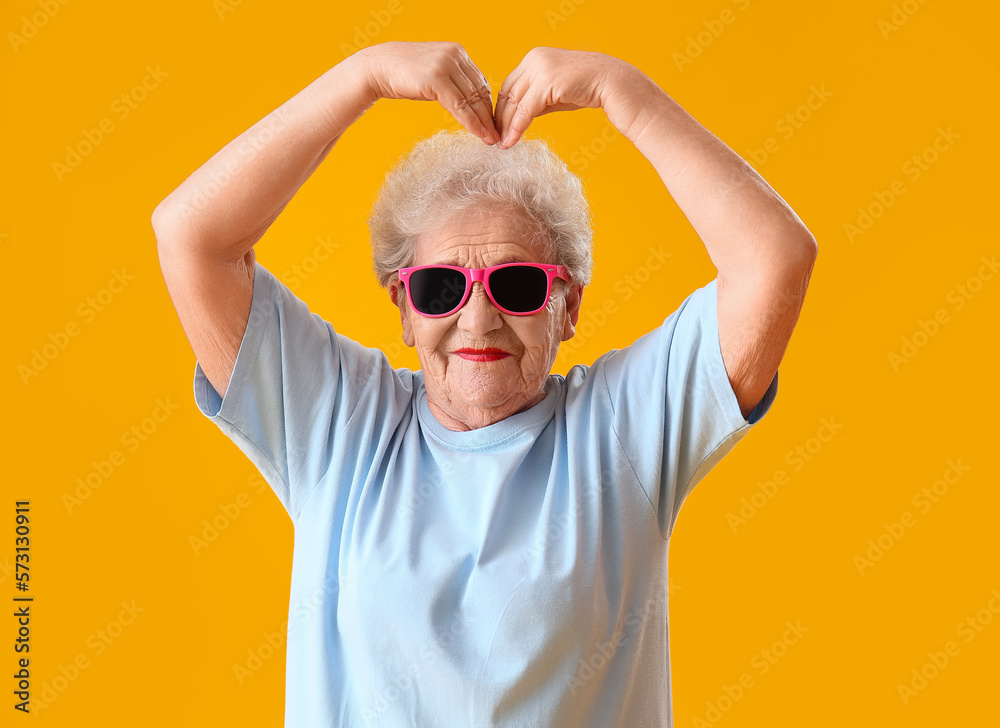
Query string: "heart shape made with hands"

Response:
xmin=476 ymin=47 xmax=627 ymax=150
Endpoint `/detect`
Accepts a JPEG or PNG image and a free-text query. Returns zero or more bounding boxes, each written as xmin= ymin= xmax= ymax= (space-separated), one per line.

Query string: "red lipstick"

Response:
xmin=453 ymin=348 xmax=510 ymax=362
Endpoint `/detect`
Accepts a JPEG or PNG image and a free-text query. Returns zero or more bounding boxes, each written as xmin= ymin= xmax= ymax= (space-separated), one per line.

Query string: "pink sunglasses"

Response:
xmin=397 ymin=262 xmax=571 ymax=317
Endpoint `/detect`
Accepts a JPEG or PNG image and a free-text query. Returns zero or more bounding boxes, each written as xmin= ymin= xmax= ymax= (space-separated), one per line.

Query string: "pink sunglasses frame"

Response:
xmin=396 ymin=262 xmax=571 ymax=318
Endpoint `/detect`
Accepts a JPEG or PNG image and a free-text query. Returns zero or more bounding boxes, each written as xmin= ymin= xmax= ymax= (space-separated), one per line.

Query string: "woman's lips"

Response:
xmin=453 ymin=348 xmax=510 ymax=362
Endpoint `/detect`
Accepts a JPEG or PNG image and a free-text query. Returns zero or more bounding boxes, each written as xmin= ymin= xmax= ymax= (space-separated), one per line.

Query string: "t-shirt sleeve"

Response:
xmin=191 ymin=260 xmax=398 ymax=521
xmin=600 ymin=277 xmax=779 ymax=540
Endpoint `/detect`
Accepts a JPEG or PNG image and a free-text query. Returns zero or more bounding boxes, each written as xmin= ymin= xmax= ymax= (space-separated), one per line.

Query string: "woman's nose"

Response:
xmin=457 ymin=282 xmax=503 ymax=329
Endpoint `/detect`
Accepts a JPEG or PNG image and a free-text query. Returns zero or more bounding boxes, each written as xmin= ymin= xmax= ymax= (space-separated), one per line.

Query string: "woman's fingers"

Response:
xmin=493 ymin=47 xmax=612 ymax=149
xmin=495 ymin=74 xmax=539 ymax=149
xmin=450 ymin=55 xmax=498 ymax=143
xmin=361 ymin=42 xmax=498 ymax=144
xmin=362 ymin=43 xmax=611 ymax=147
xmin=493 ymin=66 xmax=523 ymax=146
xmin=429 ymin=47 xmax=496 ymax=143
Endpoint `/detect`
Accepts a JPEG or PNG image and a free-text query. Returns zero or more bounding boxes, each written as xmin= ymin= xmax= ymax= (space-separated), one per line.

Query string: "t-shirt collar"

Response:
xmin=415 ymin=374 xmax=558 ymax=450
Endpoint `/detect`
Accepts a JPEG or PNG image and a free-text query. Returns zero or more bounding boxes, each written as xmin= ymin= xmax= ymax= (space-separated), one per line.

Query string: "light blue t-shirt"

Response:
xmin=193 ymin=261 xmax=777 ymax=727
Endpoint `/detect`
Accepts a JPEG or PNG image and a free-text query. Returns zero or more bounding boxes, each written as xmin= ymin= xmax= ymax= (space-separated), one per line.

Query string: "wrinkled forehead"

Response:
xmin=413 ymin=206 xmax=548 ymax=268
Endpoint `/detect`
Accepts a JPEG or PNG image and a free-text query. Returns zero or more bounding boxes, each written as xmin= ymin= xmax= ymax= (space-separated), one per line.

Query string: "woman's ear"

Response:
xmin=390 ymin=280 xmax=416 ymax=347
xmin=562 ymin=283 xmax=584 ymax=342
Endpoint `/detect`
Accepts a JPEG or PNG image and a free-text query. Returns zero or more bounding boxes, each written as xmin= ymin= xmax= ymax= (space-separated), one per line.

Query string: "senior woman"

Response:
xmin=153 ymin=42 xmax=815 ymax=727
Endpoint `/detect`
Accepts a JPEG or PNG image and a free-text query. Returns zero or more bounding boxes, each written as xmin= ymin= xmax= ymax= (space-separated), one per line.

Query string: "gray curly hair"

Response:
xmin=367 ymin=129 xmax=594 ymax=294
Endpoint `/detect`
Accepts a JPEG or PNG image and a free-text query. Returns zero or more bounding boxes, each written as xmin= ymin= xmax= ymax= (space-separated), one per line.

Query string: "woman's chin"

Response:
xmin=451 ymin=375 xmax=525 ymax=412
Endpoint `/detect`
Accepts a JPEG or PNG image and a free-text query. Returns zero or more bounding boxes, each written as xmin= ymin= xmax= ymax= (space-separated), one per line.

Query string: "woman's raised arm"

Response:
xmin=492 ymin=47 xmax=816 ymax=420
xmin=151 ymin=50 xmax=376 ymax=257
xmin=152 ymin=41 xmax=498 ymax=258
xmin=151 ymin=42 xmax=497 ymax=398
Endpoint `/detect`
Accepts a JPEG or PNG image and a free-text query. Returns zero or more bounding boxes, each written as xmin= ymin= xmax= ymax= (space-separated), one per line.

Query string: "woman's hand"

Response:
xmin=359 ymin=41 xmax=499 ymax=144
xmin=493 ymin=47 xmax=634 ymax=149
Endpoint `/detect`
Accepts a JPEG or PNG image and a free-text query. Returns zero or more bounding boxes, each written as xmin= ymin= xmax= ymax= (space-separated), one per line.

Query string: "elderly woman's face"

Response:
xmin=390 ymin=207 xmax=583 ymax=431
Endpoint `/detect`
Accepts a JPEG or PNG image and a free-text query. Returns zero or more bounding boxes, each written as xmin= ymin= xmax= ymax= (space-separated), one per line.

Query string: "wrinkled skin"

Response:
xmin=389 ymin=207 xmax=584 ymax=431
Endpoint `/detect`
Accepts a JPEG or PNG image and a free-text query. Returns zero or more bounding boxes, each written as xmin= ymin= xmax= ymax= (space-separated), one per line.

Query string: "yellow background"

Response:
xmin=3 ymin=0 xmax=998 ymax=725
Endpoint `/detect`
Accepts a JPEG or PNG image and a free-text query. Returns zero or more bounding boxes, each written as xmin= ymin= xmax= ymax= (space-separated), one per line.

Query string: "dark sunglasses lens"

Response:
xmin=409 ymin=268 xmax=466 ymax=315
xmin=489 ymin=265 xmax=548 ymax=313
